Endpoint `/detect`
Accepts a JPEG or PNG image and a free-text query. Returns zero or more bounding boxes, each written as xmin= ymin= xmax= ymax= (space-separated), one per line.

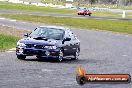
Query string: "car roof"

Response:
xmin=38 ymin=26 xmax=70 ymax=31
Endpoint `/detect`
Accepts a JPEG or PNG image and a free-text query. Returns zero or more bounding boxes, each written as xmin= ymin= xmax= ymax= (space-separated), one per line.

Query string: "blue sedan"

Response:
xmin=16 ymin=26 xmax=80 ymax=62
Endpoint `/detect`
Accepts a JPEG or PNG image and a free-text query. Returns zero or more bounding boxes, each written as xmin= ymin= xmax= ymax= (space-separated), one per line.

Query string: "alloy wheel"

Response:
xmin=58 ymin=49 xmax=63 ymax=62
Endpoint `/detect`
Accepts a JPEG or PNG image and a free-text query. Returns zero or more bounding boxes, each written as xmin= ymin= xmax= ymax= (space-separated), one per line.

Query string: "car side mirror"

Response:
xmin=24 ymin=33 xmax=29 ymax=38
xmin=62 ymin=37 xmax=71 ymax=44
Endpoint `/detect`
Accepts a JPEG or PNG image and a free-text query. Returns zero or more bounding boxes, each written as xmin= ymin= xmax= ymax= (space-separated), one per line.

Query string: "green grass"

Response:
xmin=128 ymin=15 xmax=132 ymax=18
xmin=92 ymin=11 xmax=120 ymax=17
xmin=0 ymin=34 xmax=20 ymax=51
xmin=0 ymin=1 xmax=76 ymax=14
xmin=1 ymin=14 xmax=132 ymax=35
xmin=121 ymin=6 xmax=132 ymax=10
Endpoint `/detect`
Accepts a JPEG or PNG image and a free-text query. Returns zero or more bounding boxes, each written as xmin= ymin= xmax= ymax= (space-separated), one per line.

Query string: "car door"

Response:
xmin=63 ymin=30 xmax=73 ymax=56
xmin=69 ymin=32 xmax=79 ymax=54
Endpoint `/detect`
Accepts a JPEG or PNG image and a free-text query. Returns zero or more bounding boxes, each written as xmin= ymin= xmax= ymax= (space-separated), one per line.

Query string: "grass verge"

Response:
xmin=1 ymin=14 xmax=132 ymax=35
xmin=0 ymin=34 xmax=20 ymax=51
xmin=92 ymin=11 xmax=120 ymax=17
xmin=0 ymin=26 xmax=29 ymax=51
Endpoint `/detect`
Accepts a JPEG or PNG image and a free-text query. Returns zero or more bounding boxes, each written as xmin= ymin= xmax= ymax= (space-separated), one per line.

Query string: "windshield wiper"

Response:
xmin=55 ymin=39 xmax=61 ymax=40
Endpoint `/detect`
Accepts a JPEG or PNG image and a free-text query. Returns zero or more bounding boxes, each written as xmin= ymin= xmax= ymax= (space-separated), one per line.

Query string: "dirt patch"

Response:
xmin=0 ymin=25 xmax=31 ymax=37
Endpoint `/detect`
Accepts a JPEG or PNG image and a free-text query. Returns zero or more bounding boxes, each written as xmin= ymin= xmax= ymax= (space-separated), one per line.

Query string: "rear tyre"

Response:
xmin=58 ymin=49 xmax=64 ymax=62
xmin=72 ymin=48 xmax=80 ymax=60
xmin=89 ymin=14 xmax=91 ymax=16
xmin=17 ymin=55 xmax=26 ymax=60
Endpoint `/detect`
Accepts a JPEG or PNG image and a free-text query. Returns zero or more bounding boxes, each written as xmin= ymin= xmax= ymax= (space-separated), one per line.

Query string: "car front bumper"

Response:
xmin=16 ymin=47 xmax=60 ymax=57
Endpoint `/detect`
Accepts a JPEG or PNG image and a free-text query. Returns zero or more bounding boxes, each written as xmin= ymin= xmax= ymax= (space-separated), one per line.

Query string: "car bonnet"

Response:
xmin=18 ymin=37 xmax=61 ymax=46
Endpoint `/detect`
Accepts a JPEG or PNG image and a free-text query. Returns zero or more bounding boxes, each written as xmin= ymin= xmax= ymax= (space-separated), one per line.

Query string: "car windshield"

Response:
xmin=79 ymin=9 xmax=86 ymax=11
xmin=30 ymin=27 xmax=65 ymax=40
xmin=79 ymin=10 xmax=84 ymax=11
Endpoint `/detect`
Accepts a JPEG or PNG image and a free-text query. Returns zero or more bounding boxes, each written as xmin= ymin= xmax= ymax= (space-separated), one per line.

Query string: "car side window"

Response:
xmin=64 ymin=30 xmax=77 ymax=41
xmin=72 ymin=35 xmax=77 ymax=40
xmin=71 ymin=35 xmax=77 ymax=40
xmin=64 ymin=30 xmax=71 ymax=39
xmin=65 ymin=30 xmax=76 ymax=40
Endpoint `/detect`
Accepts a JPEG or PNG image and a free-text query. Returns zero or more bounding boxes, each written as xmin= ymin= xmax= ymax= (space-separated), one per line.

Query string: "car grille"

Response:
xmin=26 ymin=44 xmax=45 ymax=49
xmin=35 ymin=45 xmax=45 ymax=49
xmin=26 ymin=44 xmax=34 ymax=48
xmin=24 ymin=49 xmax=46 ymax=56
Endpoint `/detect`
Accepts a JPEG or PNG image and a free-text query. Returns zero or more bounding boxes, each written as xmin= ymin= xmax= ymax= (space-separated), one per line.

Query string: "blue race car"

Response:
xmin=16 ymin=26 xmax=80 ymax=62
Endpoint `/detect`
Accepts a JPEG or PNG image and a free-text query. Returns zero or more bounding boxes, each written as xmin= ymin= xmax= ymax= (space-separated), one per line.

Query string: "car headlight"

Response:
xmin=45 ymin=46 xmax=57 ymax=49
xmin=17 ymin=42 xmax=26 ymax=47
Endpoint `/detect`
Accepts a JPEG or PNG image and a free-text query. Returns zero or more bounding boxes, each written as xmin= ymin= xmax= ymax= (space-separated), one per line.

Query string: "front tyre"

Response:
xmin=58 ymin=49 xmax=64 ymax=62
xmin=17 ymin=55 xmax=26 ymax=60
xmin=89 ymin=14 xmax=91 ymax=16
